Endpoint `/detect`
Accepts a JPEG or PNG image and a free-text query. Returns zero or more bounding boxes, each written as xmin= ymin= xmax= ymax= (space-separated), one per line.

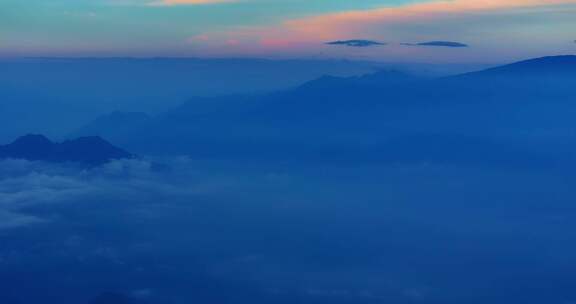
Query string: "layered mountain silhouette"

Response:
xmin=0 ymin=134 xmax=133 ymax=165
xmin=72 ymin=55 xmax=576 ymax=165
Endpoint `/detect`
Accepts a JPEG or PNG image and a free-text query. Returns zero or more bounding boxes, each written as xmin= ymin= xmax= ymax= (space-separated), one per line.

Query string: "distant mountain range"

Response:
xmin=71 ymin=55 xmax=576 ymax=166
xmin=0 ymin=58 xmax=490 ymax=143
xmin=0 ymin=134 xmax=133 ymax=165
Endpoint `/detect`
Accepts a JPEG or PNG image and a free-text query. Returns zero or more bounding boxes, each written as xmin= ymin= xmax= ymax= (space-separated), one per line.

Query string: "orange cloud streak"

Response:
xmin=282 ymin=0 xmax=576 ymax=40
xmin=185 ymin=0 xmax=575 ymax=61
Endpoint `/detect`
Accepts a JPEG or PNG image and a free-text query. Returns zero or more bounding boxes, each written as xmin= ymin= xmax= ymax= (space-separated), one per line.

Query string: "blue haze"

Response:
xmin=0 ymin=55 xmax=576 ymax=304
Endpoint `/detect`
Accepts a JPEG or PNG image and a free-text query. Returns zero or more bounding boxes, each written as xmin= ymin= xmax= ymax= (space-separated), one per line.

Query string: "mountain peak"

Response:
xmin=0 ymin=135 xmax=133 ymax=165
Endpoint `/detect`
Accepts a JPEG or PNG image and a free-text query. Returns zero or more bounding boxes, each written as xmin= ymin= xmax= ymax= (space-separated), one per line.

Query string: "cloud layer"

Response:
xmin=3 ymin=153 xmax=576 ymax=303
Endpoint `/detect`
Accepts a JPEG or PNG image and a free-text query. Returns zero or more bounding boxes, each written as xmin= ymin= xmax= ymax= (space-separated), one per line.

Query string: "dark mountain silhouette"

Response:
xmin=0 ymin=134 xmax=133 ymax=165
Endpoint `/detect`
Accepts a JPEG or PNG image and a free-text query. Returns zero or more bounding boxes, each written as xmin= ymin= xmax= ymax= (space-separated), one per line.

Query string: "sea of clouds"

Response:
xmin=2 ymin=157 xmax=576 ymax=303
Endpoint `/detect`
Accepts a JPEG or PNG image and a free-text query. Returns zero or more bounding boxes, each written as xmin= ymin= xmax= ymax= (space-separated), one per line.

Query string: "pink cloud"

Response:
xmin=280 ymin=0 xmax=576 ymax=40
xmin=179 ymin=0 xmax=576 ymax=61
xmin=194 ymin=0 xmax=574 ymax=49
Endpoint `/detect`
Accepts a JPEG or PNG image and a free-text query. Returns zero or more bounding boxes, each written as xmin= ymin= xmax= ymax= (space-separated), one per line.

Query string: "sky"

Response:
xmin=1 ymin=0 xmax=575 ymax=62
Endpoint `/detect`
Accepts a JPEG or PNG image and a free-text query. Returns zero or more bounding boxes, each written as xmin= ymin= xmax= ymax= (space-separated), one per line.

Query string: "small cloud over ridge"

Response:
xmin=326 ymin=40 xmax=386 ymax=47
xmin=403 ymin=41 xmax=469 ymax=48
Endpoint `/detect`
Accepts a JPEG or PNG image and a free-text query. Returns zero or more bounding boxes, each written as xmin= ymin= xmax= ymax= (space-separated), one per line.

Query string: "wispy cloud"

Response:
xmin=279 ymin=0 xmax=576 ymax=41
xmin=403 ymin=41 xmax=469 ymax=47
xmin=326 ymin=40 xmax=386 ymax=47
xmin=186 ymin=0 xmax=575 ymax=61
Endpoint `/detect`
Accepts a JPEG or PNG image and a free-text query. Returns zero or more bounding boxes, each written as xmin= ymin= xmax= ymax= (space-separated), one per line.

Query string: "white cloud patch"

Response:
xmin=0 ymin=158 xmax=200 ymax=229
xmin=0 ymin=157 xmax=294 ymax=230
xmin=1 ymin=154 xmax=576 ymax=302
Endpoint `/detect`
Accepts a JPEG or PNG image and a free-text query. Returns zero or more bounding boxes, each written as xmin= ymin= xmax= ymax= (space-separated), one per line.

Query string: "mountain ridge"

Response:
xmin=452 ymin=55 xmax=576 ymax=78
xmin=70 ymin=55 xmax=576 ymax=159
xmin=0 ymin=134 xmax=133 ymax=165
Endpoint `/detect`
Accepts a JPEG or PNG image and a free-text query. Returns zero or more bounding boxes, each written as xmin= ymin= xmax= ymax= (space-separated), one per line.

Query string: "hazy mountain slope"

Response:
xmin=0 ymin=57 xmax=429 ymax=143
xmin=72 ymin=56 xmax=576 ymax=166
xmin=72 ymin=70 xmax=421 ymax=146
xmin=462 ymin=55 xmax=576 ymax=77
xmin=0 ymin=58 xmax=397 ymax=113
